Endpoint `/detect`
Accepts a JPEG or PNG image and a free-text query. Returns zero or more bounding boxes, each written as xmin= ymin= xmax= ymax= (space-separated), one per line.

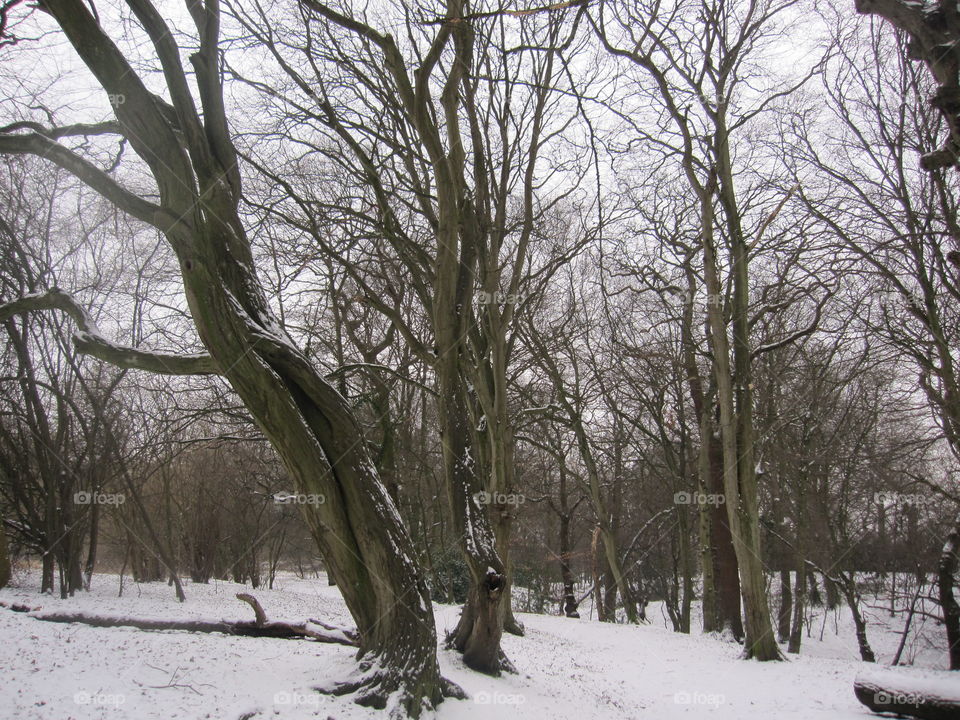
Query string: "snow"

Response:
xmin=0 ymin=570 xmax=954 ymax=719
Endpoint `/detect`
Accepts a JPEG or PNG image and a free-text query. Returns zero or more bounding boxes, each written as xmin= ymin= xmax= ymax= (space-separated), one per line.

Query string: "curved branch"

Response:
xmin=0 ymin=120 xmax=122 ymax=138
xmin=0 ymin=289 xmax=220 ymax=376
xmin=0 ymin=132 xmax=176 ymax=231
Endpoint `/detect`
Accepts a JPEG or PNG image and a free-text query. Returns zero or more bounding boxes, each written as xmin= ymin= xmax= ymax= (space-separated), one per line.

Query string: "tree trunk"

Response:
xmin=825 ymin=574 xmax=841 ymax=610
xmin=700 ymin=173 xmax=780 ymax=660
xmin=938 ymin=514 xmax=960 ymax=670
xmin=0 ymin=520 xmax=10 ymax=589
xmin=83 ymin=498 xmax=99 ymax=590
xmin=788 ymin=565 xmax=805 ymax=654
xmin=807 ymin=572 xmax=823 ymax=606
xmin=442 ymin=360 xmax=506 ymax=674
xmin=708 ymin=433 xmax=744 ymax=640
xmin=591 ymin=526 xmax=608 ymax=622
xmin=778 ymin=569 xmax=792 ymax=644
xmin=41 ymin=551 xmax=54 ymax=595
xmin=678 ymin=501 xmax=693 ymax=634
xmin=559 ymin=514 xmax=579 ymax=618
xmin=603 ymin=563 xmax=619 ymax=622
xmin=839 ymin=573 xmax=876 ymax=663
xmin=698 ymin=471 xmax=718 ymax=632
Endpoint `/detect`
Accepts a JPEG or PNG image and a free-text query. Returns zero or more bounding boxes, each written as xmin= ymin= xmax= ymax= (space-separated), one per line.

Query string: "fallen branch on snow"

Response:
xmin=6 ymin=593 xmax=359 ymax=646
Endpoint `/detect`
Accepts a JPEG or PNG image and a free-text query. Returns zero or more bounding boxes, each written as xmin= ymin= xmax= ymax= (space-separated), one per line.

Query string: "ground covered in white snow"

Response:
xmin=1 ymin=570 xmax=957 ymax=719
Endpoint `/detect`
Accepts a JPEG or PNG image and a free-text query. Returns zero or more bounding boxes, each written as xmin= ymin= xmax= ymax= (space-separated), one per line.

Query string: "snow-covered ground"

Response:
xmin=1 ymin=570 xmax=956 ymax=719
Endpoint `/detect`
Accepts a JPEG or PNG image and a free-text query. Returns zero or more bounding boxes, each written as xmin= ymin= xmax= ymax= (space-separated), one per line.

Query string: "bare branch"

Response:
xmin=0 ymin=289 xmax=219 ymax=376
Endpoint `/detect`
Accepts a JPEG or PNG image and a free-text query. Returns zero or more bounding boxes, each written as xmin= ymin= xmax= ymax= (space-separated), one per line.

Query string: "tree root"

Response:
xmin=315 ymin=655 xmax=465 ymax=719
xmin=504 ymin=614 xmax=526 ymax=636
xmin=498 ymin=647 xmax=518 ymax=674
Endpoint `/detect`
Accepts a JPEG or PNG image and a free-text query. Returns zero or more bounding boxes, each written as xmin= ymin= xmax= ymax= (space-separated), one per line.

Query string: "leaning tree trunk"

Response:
xmin=939 ymin=514 xmax=960 ymax=670
xmin=0 ymin=0 xmax=451 ymax=713
xmin=837 ymin=572 xmax=876 ymax=663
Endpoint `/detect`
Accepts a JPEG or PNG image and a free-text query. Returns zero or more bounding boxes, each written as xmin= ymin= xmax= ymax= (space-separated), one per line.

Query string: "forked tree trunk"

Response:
xmin=700 ymin=172 xmax=781 ymax=661
xmin=442 ymin=359 xmax=507 ymax=674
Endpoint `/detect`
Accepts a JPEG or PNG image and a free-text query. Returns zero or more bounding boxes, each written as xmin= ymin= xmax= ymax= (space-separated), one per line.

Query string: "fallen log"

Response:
xmin=0 ymin=601 xmax=37 ymax=613
xmin=10 ymin=593 xmax=359 ymax=647
xmin=854 ymin=670 xmax=960 ymax=720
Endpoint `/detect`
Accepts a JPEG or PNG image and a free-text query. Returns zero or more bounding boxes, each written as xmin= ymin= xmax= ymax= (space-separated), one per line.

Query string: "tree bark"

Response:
xmin=0 ymin=520 xmax=10 ymax=589
xmin=938 ymin=514 xmax=960 ymax=670
xmin=838 ymin=572 xmax=876 ymax=663
xmin=708 ymin=433 xmax=744 ymax=640
xmin=788 ymin=565 xmax=805 ymax=654
xmin=559 ymin=515 xmax=580 ymax=619
xmin=778 ymin=569 xmax=792 ymax=644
